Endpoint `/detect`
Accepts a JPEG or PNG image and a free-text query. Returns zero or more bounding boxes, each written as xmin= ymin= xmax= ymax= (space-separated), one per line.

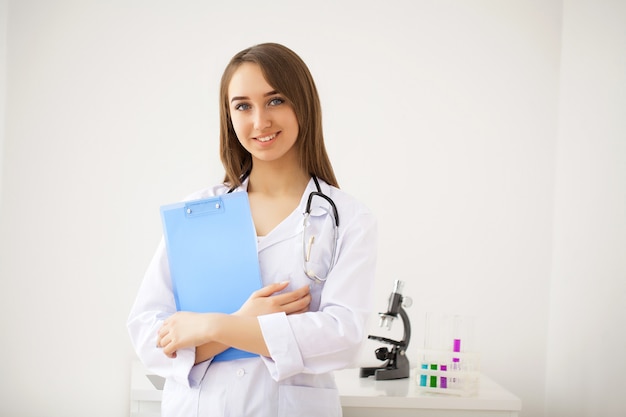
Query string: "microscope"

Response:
xmin=360 ymin=280 xmax=412 ymax=380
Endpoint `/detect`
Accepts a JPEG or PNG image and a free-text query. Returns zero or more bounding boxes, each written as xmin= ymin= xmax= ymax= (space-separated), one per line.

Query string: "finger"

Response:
xmin=289 ymin=300 xmax=311 ymax=315
xmin=295 ymin=284 xmax=310 ymax=297
xmin=162 ymin=337 xmax=177 ymax=357
xmin=156 ymin=327 xmax=168 ymax=347
xmin=252 ymin=281 xmax=290 ymax=298
xmin=273 ymin=285 xmax=310 ymax=306
xmin=284 ymin=293 xmax=311 ymax=314
xmin=290 ymin=284 xmax=310 ymax=299
xmin=293 ymin=306 xmax=309 ymax=314
xmin=157 ymin=324 xmax=171 ymax=346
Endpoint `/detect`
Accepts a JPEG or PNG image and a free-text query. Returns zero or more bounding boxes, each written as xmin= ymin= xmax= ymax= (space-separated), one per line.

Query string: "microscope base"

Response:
xmin=359 ymin=366 xmax=410 ymax=380
xmin=359 ymin=352 xmax=410 ymax=380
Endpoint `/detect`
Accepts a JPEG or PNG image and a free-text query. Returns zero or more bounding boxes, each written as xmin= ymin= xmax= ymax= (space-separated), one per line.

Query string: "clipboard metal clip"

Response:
xmin=184 ymin=198 xmax=225 ymax=217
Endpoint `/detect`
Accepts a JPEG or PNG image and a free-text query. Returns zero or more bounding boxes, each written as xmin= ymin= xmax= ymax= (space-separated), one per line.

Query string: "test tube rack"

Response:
xmin=415 ymin=348 xmax=480 ymax=396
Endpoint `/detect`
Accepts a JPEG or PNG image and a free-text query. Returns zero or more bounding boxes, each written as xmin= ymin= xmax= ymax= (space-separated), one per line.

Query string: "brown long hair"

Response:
xmin=219 ymin=43 xmax=338 ymax=189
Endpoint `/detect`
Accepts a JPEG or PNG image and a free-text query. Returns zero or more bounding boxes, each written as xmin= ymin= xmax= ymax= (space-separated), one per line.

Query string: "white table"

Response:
xmin=337 ymin=367 xmax=521 ymax=417
xmin=130 ymin=361 xmax=521 ymax=417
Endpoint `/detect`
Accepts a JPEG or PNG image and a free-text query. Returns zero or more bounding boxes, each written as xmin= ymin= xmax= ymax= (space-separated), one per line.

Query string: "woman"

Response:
xmin=128 ymin=42 xmax=377 ymax=416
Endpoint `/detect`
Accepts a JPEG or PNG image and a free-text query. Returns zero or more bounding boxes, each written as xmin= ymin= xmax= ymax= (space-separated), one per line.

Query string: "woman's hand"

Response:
xmin=235 ymin=281 xmax=311 ymax=317
xmin=157 ymin=282 xmax=310 ymax=359
xmin=157 ymin=312 xmax=213 ymax=358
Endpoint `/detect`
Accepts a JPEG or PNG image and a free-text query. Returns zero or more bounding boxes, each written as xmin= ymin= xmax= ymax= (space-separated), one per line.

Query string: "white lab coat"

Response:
xmin=127 ymin=177 xmax=378 ymax=417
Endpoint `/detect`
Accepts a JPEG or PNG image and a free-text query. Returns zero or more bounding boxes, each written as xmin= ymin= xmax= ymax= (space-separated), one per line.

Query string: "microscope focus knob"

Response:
xmin=402 ymin=296 xmax=413 ymax=308
xmin=375 ymin=347 xmax=390 ymax=361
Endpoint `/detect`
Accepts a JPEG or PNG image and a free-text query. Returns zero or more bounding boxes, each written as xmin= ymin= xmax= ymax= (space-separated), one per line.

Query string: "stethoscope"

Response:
xmin=229 ymin=173 xmax=339 ymax=283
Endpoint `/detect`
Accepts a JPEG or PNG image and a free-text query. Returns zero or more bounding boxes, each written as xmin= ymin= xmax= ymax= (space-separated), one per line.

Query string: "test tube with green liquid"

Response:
xmin=430 ymin=364 xmax=438 ymax=387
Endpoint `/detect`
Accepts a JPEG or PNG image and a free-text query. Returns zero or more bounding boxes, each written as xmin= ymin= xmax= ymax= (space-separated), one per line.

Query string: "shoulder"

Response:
xmin=326 ymin=186 xmax=378 ymax=246
xmin=326 ymin=185 xmax=376 ymax=224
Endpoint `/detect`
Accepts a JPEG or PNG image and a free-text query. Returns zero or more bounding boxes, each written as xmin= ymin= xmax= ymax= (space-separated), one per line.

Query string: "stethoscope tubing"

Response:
xmin=228 ymin=172 xmax=339 ymax=282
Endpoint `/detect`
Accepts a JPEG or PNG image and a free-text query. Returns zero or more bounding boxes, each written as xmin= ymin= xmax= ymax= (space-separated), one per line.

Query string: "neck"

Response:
xmin=248 ymin=163 xmax=310 ymax=196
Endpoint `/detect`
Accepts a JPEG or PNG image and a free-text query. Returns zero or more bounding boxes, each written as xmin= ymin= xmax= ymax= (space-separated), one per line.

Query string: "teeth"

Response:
xmin=257 ymin=133 xmax=276 ymax=142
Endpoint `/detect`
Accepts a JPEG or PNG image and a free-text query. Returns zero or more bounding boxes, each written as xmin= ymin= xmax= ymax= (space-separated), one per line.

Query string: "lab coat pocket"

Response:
xmin=278 ymin=384 xmax=342 ymax=417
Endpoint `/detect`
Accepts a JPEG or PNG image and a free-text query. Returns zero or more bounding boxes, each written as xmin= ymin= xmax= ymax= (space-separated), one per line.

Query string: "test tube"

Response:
xmin=420 ymin=364 xmax=427 ymax=387
xmin=451 ymin=357 xmax=460 ymax=387
xmin=451 ymin=315 xmax=468 ymax=387
xmin=429 ymin=364 xmax=438 ymax=387
xmin=440 ymin=365 xmax=447 ymax=388
xmin=453 ymin=338 xmax=462 ymax=353
xmin=451 ymin=337 xmax=461 ymax=386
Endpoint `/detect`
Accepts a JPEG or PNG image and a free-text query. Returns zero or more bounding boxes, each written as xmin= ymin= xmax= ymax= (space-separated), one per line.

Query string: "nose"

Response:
xmin=253 ymin=108 xmax=271 ymax=131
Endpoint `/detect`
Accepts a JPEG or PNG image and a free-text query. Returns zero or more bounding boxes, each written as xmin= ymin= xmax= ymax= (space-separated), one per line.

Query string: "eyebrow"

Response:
xmin=230 ymin=90 xmax=279 ymax=103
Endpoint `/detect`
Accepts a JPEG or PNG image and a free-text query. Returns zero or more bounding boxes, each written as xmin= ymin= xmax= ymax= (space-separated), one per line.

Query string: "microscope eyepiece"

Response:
xmin=392 ymin=280 xmax=404 ymax=295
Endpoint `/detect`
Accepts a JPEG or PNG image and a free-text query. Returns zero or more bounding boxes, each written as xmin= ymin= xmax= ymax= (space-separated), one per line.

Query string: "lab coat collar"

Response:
xmin=234 ymin=177 xmax=333 ymax=252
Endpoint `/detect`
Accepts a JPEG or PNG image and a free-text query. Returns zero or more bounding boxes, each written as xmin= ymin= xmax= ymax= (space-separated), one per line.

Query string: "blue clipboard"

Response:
xmin=160 ymin=191 xmax=261 ymax=362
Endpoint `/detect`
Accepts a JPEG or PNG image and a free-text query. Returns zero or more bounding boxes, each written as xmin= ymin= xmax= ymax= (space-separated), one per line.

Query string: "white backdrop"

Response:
xmin=0 ymin=1 xmax=624 ymax=417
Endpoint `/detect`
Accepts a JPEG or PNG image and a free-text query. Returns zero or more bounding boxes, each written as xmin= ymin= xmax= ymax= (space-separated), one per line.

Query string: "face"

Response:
xmin=228 ymin=63 xmax=300 ymax=166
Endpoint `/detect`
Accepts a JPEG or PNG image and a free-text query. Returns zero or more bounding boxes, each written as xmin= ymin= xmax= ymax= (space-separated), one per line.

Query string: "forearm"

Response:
xmin=158 ymin=283 xmax=310 ymax=361
xmin=195 ymin=342 xmax=229 ymax=364
xmin=208 ymin=314 xmax=270 ymax=357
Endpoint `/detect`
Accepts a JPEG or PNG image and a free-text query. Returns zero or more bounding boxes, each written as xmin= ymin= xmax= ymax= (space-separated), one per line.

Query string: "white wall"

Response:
xmin=0 ymin=0 xmax=5 ymax=210
xmin=545 ymin=1 xmax=626 ymax=416
xmin=0 ymin=1 xmax=620 ymax=417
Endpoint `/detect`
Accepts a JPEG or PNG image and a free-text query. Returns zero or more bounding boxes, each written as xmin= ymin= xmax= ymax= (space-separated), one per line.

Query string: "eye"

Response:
xmin=234 ymin=103 xmax=251 ymax=111
xmin=268 ymin=97 xmax=285 ymax=106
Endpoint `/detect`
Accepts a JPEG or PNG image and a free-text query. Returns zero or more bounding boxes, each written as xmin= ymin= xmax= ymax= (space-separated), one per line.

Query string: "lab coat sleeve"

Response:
xmin=127 ymin=239 xmax=211 ymax=388
xmin=259 ymin=209 xmax=378 ymax=381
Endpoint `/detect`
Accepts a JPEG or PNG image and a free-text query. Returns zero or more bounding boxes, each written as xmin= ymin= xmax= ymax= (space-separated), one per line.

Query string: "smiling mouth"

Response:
xmin=256 ymin=132 xmax=278 ymax=143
